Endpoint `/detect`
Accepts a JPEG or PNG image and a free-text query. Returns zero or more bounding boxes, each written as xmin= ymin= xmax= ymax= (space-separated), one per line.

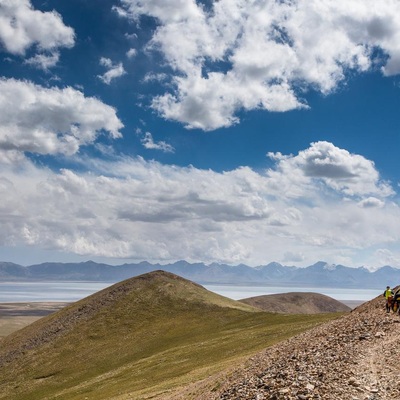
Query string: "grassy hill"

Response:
xmin=240 ymin=292 xmax=351 ymax=314
xmin=0 ymin=271 xmax=342 ymax=400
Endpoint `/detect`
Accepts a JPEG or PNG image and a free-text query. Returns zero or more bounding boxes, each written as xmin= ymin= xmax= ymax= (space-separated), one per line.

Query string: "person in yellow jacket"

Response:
xmin=384 ymin=286 xmax=394 ymax=313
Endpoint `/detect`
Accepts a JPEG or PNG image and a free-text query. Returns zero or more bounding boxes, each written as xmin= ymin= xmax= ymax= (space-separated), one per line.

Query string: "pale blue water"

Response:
xmin=0 ymin=281 xmax=382 ymax=303
xmin=0 ymin=281 xmax=113 ymax=302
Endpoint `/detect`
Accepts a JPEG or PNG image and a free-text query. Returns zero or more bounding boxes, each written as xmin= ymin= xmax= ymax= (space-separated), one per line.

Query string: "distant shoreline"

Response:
xmin=0 ymin=299 xmax=363 ymax=313
xmin=0 ymin=302 xmax=69 ymax=317
xmin=340 ymin=300 xmax=364 ymax=309
xmin=0 ymin=302 xmax=69 ymax=339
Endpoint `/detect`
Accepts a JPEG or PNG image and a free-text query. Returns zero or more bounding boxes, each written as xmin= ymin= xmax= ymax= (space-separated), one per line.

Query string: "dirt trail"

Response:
xmin=354 ymin=324 xmax=400 ymax=399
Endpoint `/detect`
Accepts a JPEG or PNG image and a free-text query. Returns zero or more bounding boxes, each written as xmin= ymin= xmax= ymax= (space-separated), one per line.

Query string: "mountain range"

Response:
xmin=1 ymin=260 xmax=399 ymax=288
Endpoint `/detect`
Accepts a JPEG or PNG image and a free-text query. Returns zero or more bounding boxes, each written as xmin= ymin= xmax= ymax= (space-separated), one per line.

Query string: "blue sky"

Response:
xmin=0 ymin=0 xmax=400 ymax=269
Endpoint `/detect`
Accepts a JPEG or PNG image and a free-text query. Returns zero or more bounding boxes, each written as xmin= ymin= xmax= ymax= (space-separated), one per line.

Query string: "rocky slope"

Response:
xmin=168 ymin=293 xmax=400 ymax=400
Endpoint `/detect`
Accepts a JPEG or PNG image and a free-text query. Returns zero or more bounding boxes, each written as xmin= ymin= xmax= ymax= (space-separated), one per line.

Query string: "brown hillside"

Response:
xmin=240 ymin=292 xmax=351 ymax=314
xmin=0 ymin=270 xmax=336 ymax=400
xmin=0 ymin=270 xmax=257 ymax=368
xmin=171 ymin=289 xmax=400 ymax=400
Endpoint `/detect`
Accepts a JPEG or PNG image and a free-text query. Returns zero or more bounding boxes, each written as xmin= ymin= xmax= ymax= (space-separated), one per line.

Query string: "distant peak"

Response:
xmin=267 ymin=262 xmax=283 ymax=267
xmin=311 ymin=261 xmax=329 ymax=268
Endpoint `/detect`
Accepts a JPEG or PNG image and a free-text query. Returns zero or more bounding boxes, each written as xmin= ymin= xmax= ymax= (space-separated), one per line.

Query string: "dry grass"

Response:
xmin=0 ymin=272 xmax=343 ymax=400
xmin=240 ymin=292 xmax=351 ymax=314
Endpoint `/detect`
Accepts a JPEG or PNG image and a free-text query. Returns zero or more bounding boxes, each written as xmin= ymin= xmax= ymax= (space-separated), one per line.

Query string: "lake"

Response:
xmin=0 ymin=281 xmax=383 ymax=304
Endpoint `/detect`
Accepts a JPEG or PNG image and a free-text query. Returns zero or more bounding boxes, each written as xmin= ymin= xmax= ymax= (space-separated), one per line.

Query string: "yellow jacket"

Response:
xmin=384 ymin=289 xmax=394 ymax=299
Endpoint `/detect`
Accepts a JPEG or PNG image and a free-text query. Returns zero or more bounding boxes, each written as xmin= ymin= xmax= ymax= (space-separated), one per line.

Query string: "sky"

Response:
xmin=0 ymin=0 xmax=399 ymax=269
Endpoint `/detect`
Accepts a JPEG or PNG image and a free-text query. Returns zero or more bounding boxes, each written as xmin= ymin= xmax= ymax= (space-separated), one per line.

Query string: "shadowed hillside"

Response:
xmin=240 ymin=292 xmax=351 ymax=314
xmin=0 ymin=271 xmax=338 ymax=400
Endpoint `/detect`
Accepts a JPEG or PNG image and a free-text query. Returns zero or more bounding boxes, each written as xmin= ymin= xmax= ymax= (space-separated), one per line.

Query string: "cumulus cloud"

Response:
xmin=0 ymin=78 xmax=123 ymax=162
xmin=0 ymin=141 xmax=399 ymax=267
xmin=118 ymin=0 xmax=400 ymax=130
xmin=98 ymin=57 xmax=126 ymax=84
xmin=140 ymin=132 xmax=175 ymax=153
xmin=266 ymin=141 xmax=394 ymax=198
xmin=0 ymin=0 xmax=74 ymax=54
xmin=0 ymin=158 xmax=273 ymax=263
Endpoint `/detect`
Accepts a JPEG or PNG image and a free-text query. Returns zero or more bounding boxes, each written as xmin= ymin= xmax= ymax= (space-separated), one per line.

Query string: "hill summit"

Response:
xmin=0 ymin=270 xmax=256 ymax=367
xmin=0 ymin=270 xmax=335 ymax=400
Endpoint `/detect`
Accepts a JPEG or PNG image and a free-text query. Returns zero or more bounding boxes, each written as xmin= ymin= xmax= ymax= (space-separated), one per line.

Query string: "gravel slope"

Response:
xmin=166 ymin=294 xmax=400 ymax=400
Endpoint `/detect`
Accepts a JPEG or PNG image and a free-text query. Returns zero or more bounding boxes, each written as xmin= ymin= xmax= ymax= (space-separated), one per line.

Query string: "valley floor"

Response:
xmin=0 ymin=302 xmax=68 ymax=339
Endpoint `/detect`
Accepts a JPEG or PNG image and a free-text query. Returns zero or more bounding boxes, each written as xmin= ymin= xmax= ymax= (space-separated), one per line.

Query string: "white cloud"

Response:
xmin=119 ymin=0 xmax=202 ymax=24
xmin=112 ymin=5 xmax=129 ymax=19
xmin=151 ymin=72 xmax=303 ymax=130
xmin=24 ymin=51 xmax=59 ymax=71
xmin=118 ymin=0 xmax=400 ymax=130
xmin=0 ymin=0 xmax=74 ymax=54
xmin=0 ymin=141 xmax=399 ymax=267
xmin=266 ymin=141 xmax=394 ymax=198
xmin=126 ymin=48 xmax=137 ymax=58
xmin=0 ymin=158 xmax=273 ymax=263
xmin=143 ymin=72 xmax=169 ymax=83
xmin=0 ymin=78 xmax=123 ymax=162
xmin=374 ymin=249 xmax=400 ymax=268
xmin=98 ymin=57 xmax=127 ymax=84
xmin=141 ymin=132 xmax=175 ymax=153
